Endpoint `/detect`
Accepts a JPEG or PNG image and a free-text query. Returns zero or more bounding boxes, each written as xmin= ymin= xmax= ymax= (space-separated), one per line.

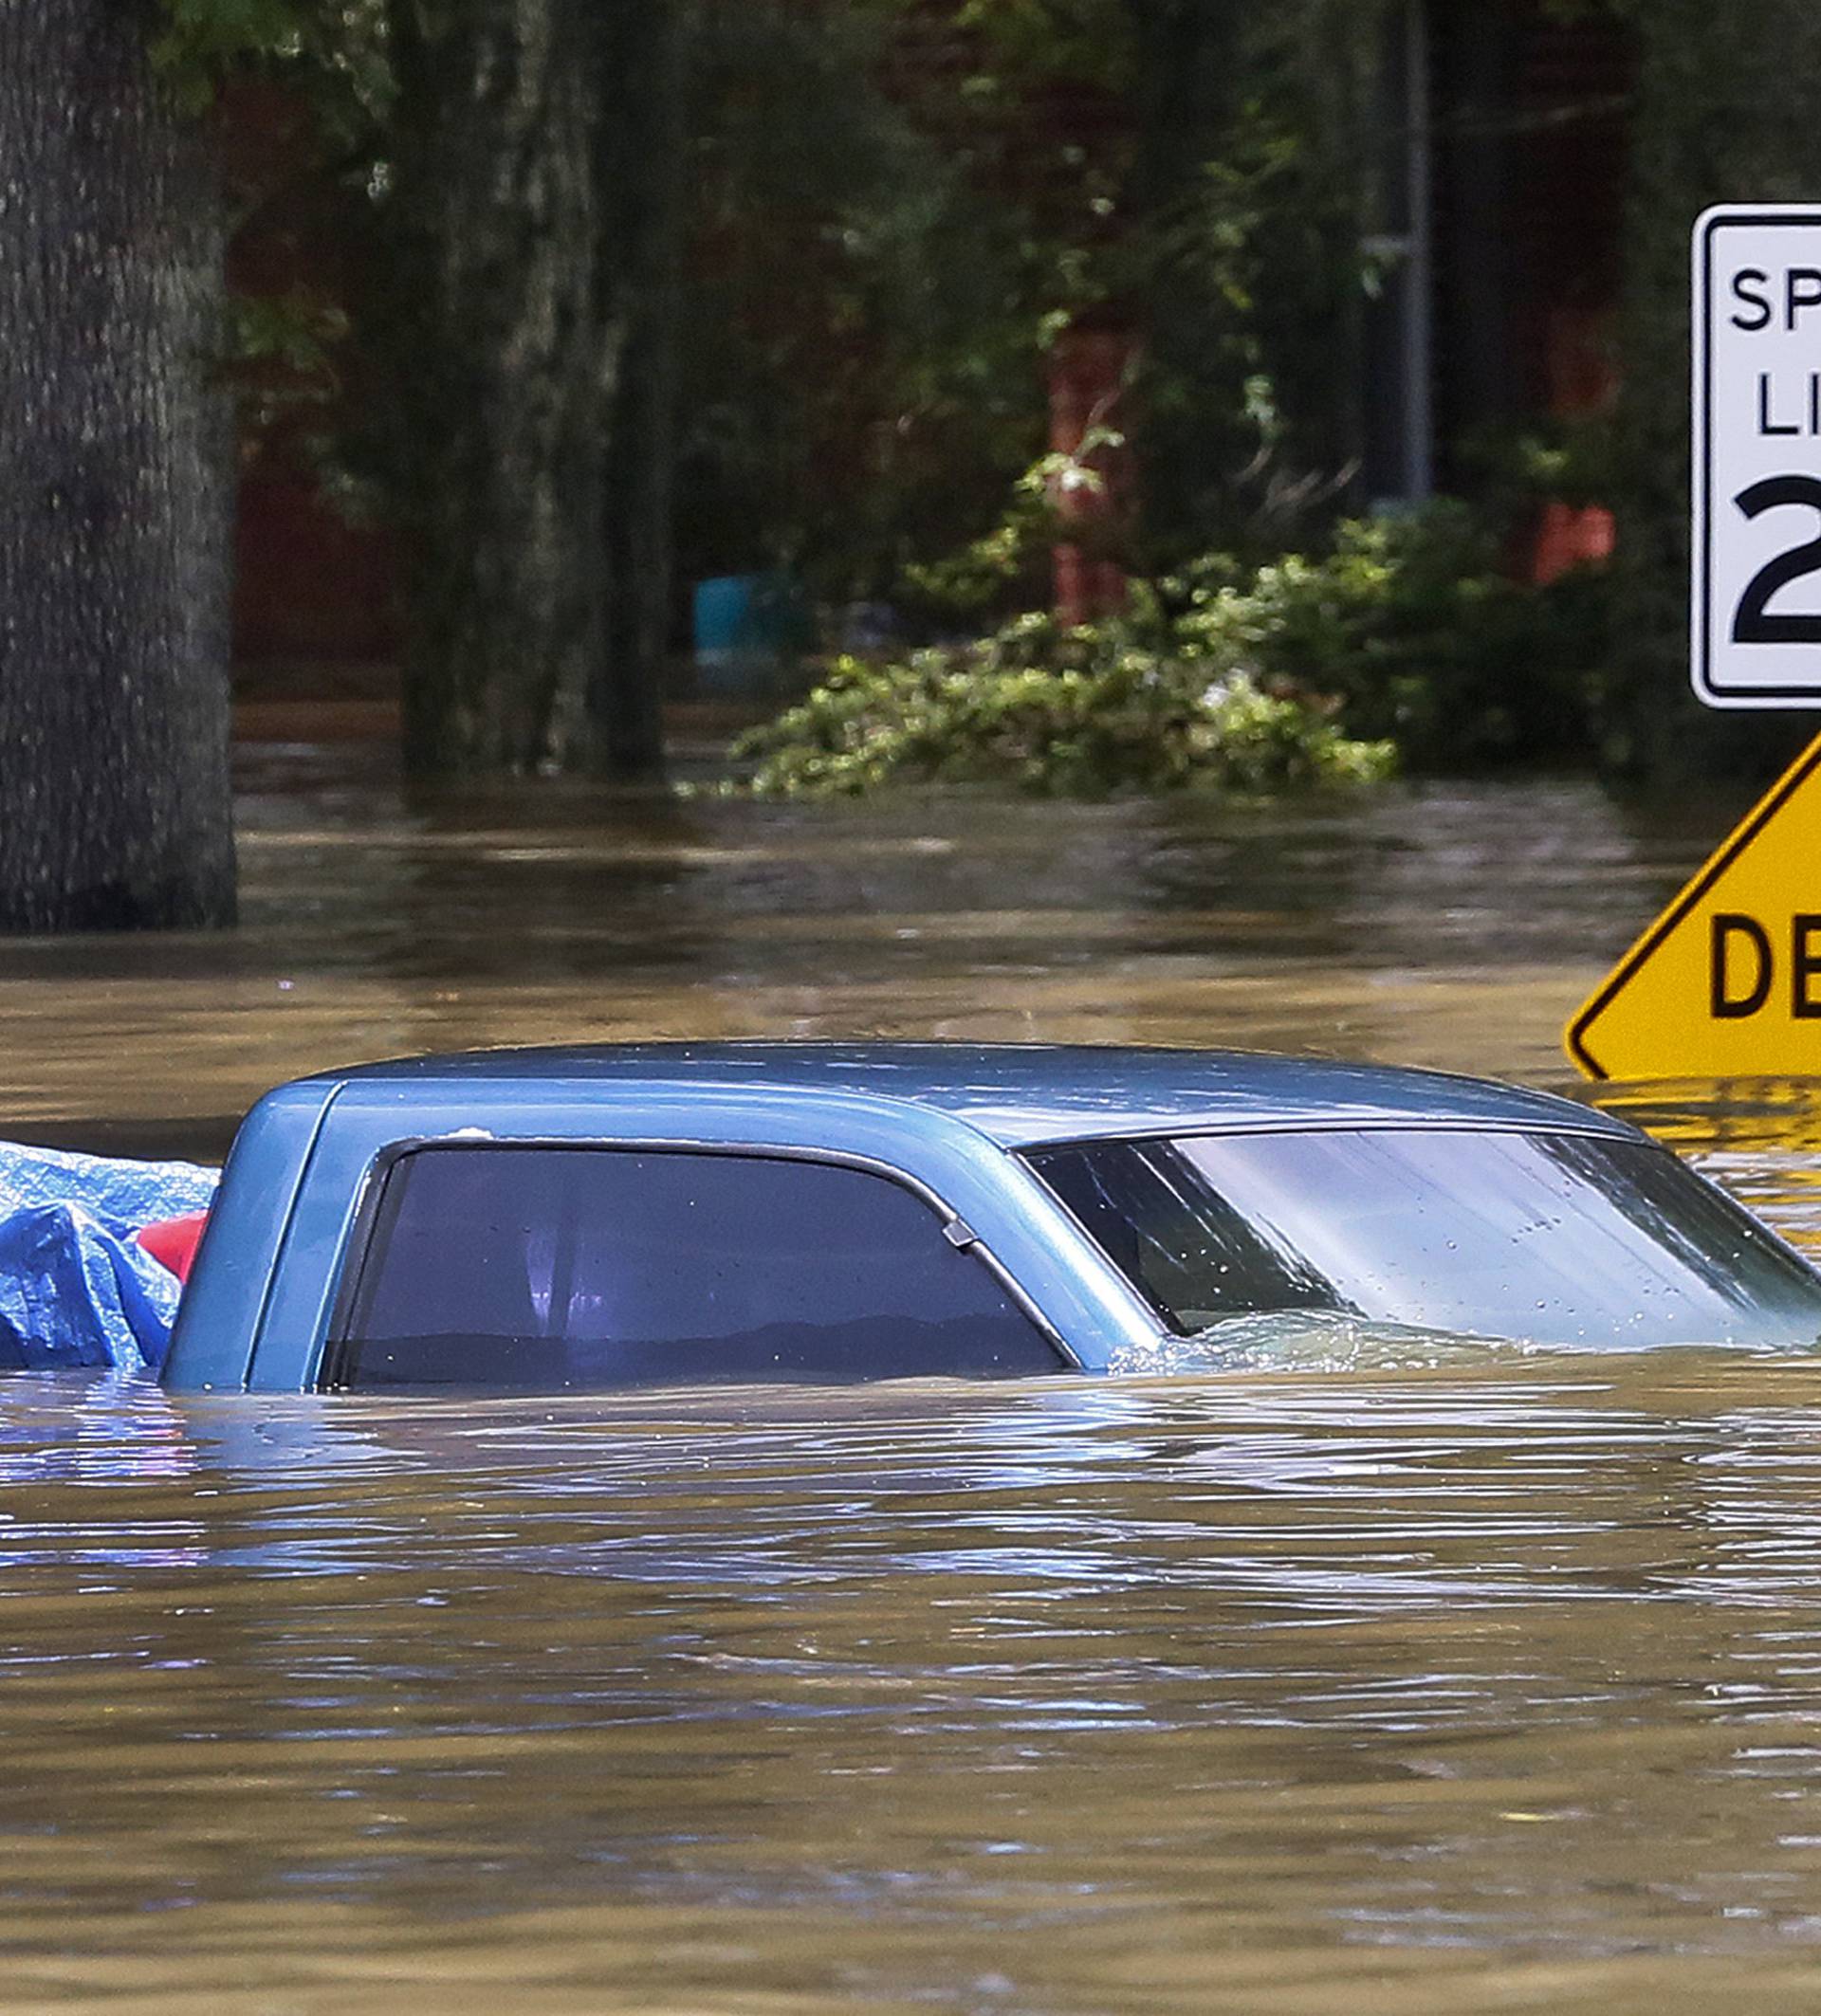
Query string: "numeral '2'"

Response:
xmin=1732 ymin=475 xmax=1821 ymax=644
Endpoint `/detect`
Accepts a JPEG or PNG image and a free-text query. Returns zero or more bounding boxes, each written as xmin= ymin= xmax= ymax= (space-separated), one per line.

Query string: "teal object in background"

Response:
xmin=692 ymin=573 xmax=811 ymax=695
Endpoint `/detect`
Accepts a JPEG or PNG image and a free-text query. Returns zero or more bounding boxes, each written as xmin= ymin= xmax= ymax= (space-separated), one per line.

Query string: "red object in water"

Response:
xmin=138 ymin=1212 xmax=210 ymax=1285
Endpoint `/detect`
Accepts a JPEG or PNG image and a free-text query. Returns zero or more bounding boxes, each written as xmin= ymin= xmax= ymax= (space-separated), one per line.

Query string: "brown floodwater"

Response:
xmin=3 ymin=744 xmax=1821 ymax=2014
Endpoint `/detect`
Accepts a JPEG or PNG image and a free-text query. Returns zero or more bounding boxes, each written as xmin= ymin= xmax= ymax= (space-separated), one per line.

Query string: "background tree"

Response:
xmin=1609 ymin=0 xmax=1821 ymax=777
xmin=1120 ymin=0 xmax=1380 ymax=564
xmin=675 ymin=0 xmax=1389 ymax=614
xmin=597 ymin=1 xmax=690 ymax=779
xmin=676 ymin=0 xmax=1053 ymax=610
xmin=377 ymin=0 xmax=686 ymax=779
xmin=0 ymin=0 xmax=237 ymax=930
xmin=380 ymin=0 xmax=613 ymax=776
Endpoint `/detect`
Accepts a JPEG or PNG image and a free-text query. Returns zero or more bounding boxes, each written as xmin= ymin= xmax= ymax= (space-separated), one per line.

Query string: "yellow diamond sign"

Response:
xmin=1568 ymin=733 xmax=1821 ymax=1081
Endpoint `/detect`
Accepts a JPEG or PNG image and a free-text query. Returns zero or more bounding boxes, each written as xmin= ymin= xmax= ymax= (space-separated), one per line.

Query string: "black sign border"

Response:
xmin=1696 ymin=209 xmax=1821 ymax=706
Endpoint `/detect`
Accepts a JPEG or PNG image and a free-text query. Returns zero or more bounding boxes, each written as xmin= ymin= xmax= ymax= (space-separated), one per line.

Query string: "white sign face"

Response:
xmin=1695 ymin=207 xmax=1821 ymax=708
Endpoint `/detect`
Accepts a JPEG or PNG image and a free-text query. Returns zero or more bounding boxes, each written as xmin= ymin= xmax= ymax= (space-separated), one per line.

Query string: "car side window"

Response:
xmin=327 ymin=1145 xmax=1064 ymax=1391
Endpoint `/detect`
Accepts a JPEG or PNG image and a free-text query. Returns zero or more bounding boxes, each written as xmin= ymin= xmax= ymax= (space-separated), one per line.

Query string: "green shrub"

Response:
xmin=733 ymin=498 xmax=1610 ymax=797
xmin=732 ymin=612 xmax=1395 ymax=798
xmin=1165 ymin=502 xmax=1609 ymax=769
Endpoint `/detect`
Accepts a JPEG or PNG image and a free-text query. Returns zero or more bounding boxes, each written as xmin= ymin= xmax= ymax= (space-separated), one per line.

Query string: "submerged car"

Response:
xmin=119 ymin=1042 xmax=1821 ymax=1391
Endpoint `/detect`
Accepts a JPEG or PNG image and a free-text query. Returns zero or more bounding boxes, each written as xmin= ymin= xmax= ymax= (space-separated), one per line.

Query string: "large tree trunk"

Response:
xmin=0 ymin=0 xmax=236 ymax=931
xmin=386 ymin=0 xmax=683 ymax=780
xmin=387 ymin=0 xmax=616 ymax=775
xmin=595 ymin=1 xmax=687 ymax=780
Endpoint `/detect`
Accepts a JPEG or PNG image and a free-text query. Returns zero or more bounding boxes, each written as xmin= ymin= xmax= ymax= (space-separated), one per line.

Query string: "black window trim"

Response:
xmin=317 ymin=1136 xmax=1080 ymax=1391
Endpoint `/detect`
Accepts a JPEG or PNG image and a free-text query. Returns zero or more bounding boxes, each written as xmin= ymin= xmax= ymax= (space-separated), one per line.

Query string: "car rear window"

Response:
xmin=1027 ymin=1127 xmax=1821 ymax=1349
xmin=327 ymin=1145 xmax=1063 ymax=1391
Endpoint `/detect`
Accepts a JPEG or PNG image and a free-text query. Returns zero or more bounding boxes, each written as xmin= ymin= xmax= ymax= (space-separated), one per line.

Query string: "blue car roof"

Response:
xmin=308 ymin=1043 xmax=1626 ymax=1149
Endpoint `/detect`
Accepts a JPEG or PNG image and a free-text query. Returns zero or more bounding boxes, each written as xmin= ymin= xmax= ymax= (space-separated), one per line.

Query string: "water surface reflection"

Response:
xmin=0 ymin=755 xmax=1765 ymax=1133
xmin=4 ymin=1363 xmax=1821 ymax=2011
xmin=0 ymin=756 xmax=1816 ymax=2011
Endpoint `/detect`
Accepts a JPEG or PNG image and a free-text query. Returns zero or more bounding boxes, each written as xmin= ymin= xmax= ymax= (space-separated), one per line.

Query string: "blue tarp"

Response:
xmin=0 ymin=1145 xmax=219 ymax=1373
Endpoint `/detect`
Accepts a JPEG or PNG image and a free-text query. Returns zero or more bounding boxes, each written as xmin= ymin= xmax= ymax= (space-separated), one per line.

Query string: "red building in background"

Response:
xmin=223 ymin=82 xmax=398 ymax=673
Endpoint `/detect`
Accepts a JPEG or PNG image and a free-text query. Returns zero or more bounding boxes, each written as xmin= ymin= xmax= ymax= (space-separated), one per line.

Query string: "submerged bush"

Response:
xmin=733 ymin=499 xmax=1608 ymax=797
xmin=732 ymin=611 xmax=1395 ymax=798
xmin=1166 ymin=503 xmax=1608 ymax=770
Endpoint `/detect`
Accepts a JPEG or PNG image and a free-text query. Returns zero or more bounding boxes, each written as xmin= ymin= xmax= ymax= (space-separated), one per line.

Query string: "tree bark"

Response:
xmin=385 ymin=0 xmax=684 ymax=780
xmin=0 ymin=0 xmax=236 ymax=931
xmin=387 ymin=0 xmax=616 ymax=775
xmin=594 ymin=1 xmax=687 ymax=780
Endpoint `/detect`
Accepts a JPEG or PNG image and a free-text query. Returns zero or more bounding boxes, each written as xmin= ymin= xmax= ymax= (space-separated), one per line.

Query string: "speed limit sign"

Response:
xmin=1695 ymin=207 xmax=1821 ymax=707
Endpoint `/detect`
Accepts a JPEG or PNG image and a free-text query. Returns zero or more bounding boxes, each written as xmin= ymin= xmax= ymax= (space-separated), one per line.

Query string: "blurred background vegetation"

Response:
xmin=7 ymin=0 xmax=1821 ymax=922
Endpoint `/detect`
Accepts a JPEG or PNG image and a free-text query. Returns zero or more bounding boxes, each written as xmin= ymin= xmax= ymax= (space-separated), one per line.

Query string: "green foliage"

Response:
xmin=738 ymin=497 xmax=1614 ymax=797
xmin=144 ymin=0 xmax=393 ymax=490
xmin=1603 ymin=0 xmax=1821 ymax=778
xmin=146 ymin=0 xmax=1399 ymax=645
xmin=1167 ymin=504 xmax=1609 ymax=769
xmin=680 ymin=0 xmax=1381 ymax=602
xmin=680 ymin=1 xmax=1059 ymax=600
xmin=899 ymin=422 xmax=1125 ymax=614
xmin=150 ymin=0 xmax=392 ymax=142
xmin=950 ymin=0 xmax=1138 ymax=90
xmin=732 ymin=610 xmax=1395 ymax=798
xmin=1116 ymin=0 xmax=1388 ymax=560
xmin=153 ymin=0 xmax=316 ymax=97
xmin=220 ymin=286 xmax=353 ymax=448
xmin=227 ymin=286 xmax=349 ymax=376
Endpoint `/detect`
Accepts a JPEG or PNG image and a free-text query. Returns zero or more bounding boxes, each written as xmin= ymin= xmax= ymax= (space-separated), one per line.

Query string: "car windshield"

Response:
xmin=1026 ymin=1127 xmax=1821 ymax=1349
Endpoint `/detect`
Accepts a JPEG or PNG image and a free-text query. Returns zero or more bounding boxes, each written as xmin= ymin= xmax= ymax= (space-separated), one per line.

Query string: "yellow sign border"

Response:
xmin=1566 ymin=730 xmax=1821 ymax=1081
